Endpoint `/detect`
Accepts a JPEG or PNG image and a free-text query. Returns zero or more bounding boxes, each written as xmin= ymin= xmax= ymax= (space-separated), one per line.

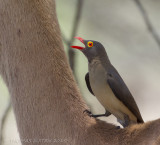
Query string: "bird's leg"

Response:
xmin=84 ymin=110 xmax=121 ymax=129
xmin=117 ymin=114 xmax=130 ymax=128
xmin=83 ymin=110 xmax=111 ymax=118
xmin=104 ymin=110 xmax=111 ymax=116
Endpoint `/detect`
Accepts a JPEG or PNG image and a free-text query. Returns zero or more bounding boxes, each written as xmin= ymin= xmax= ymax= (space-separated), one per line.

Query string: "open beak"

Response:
xmin=70 ymin=37 xmax=85 ymax=50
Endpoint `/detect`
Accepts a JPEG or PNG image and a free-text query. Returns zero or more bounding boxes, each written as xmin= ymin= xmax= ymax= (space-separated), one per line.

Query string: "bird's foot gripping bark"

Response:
xmin=83 ymin=110 xmax=111 ymax=118
xmin=83 ymin=110 xmax=93 ymax=117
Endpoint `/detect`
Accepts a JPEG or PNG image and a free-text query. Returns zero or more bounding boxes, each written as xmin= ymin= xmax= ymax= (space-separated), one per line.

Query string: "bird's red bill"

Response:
xmin=74 ymin=37 xmax=84 ymax=43
xmin=71 ymin=46 xmax=84 ymax=50
xmin=70 ymin=37 xmax=85 ymax=50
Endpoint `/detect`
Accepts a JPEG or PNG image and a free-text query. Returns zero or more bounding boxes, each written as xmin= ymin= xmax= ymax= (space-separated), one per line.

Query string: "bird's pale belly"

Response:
xmin=89 ymin=69 xmax=137 ymax=122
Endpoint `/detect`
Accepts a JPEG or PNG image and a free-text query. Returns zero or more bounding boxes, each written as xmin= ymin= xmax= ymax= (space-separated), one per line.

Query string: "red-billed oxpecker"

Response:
xmin=71 ymin=37 xmax=144 ymax=128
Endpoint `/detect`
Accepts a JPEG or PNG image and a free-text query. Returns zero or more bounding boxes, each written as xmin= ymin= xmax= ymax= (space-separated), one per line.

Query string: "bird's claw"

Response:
xmin=83 ymin=109 xmax=93 ymax=117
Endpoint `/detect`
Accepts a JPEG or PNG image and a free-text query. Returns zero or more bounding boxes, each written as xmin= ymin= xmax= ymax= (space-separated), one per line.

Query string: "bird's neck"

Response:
xmin=88 ymin=54 xmax=111 ymax=68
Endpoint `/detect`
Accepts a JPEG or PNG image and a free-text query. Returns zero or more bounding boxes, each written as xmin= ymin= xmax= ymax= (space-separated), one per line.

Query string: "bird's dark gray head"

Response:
xmin=71 ymin=37 xmax=108 ymax=62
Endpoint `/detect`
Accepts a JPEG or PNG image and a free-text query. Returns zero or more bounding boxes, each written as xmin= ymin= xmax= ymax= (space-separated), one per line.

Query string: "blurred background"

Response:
xmin=0 ymin=0 xmax=160 ymax=144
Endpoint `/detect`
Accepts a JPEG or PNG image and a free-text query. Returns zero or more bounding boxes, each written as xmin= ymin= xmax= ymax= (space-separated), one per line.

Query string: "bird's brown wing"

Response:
xmin=107 ymin=66 xmax=144 ymax=123
xmin=85 ymin=73 xmax=95 ymax=96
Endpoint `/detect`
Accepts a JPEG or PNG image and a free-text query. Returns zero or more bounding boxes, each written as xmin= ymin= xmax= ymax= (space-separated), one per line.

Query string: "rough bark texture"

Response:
xmin=0 ymin=0 xmax=160 ymax=145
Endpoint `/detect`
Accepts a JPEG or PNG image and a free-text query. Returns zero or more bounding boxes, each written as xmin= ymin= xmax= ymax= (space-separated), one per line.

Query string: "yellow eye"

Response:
xmin=87 ymin=41 xmax=93 ymax=47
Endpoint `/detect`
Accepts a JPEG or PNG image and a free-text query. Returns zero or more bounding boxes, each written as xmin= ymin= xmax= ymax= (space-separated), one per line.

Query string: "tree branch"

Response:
xmin=134 ymin=0 xmax=160 ymax=49
xmin=62 ymin=33 xmax=70 ymax=46
xmin=0 ymin=99 xmax=11 ymax=145
xmin=63 ymin=0 xmax=84 ymax=74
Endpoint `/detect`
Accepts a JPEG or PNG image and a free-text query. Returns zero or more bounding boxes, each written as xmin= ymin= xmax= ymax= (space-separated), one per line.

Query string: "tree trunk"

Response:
xmin=0 ymin=0 xmax=160 ymax=145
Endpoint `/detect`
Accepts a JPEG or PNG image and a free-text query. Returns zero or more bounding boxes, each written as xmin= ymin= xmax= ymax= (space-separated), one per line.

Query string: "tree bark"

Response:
xmin=0 ymin=0 xmax=160 ymax=145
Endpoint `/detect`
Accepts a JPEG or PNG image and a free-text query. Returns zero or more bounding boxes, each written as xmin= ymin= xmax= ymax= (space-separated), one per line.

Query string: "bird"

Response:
xmin=71 ymin=37 xmax=144 ymax=127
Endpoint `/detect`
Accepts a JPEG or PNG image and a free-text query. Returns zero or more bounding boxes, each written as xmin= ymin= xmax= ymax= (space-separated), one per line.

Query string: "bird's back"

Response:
xmin=107 ymin=65 xmax=144 ymax=123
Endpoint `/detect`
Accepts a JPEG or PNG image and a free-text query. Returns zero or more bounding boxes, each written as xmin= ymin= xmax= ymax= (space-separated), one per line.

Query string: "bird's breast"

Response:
xmin=89 ymin=63 xmax=112 ymax=107
xmin=89 ymin=62 xmax=110 ymax=104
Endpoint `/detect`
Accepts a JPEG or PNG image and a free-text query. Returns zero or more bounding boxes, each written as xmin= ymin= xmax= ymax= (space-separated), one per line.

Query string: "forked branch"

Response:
xmin=134 ymin=0 xmax=160 ymax=49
